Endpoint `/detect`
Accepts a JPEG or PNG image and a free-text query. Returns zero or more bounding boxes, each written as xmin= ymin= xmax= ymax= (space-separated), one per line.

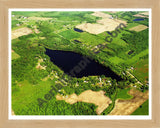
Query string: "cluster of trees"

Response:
xmin=15 ymin=95 xmax=97 ymax=115
xmin=12 ymin=33 xmax=55 ymax=85
xmin=121 ymin=29 xmax=149 ymax=55
xmin=12 ymin=19 xmax=23 ymax=28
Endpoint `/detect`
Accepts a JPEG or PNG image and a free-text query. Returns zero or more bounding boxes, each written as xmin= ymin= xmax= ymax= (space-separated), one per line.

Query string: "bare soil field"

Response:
xmin=129 ymin=24 xmax=148 ymax=32
xmin=76 ymin=23 xmax=108 ymax=34
xmin=76 ymin=13 xmax=127 ymax=34
xmin=139 ymin=12 xmax=149 ymax=16
xmin=97 ymin=18 xmax=127 ymax=29
xmin=91 ymin=11 xmax=111 ymax=18
xmin=28 ymin=17 xmax=52 ymax=21
xmin=76 ymin=19 xmax=127 ymax=34
xmin=133 ymin=14 xmax=148 ymax=18
xmin=56 ymin=90 xmax=112 ymax=115
xmin=12 ymin=27 xmax=33 ymax=39
xmin=108 ymin=88 xmax=148 ymax=115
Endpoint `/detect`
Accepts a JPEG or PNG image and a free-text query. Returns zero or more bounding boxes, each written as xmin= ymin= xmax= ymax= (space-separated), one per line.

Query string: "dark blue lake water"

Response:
xmin=74 ymin=28 xmax=83 ymax=32
xmin=74 ymin=40 xmax=82 ymax=43
xmin=133 ymin=19 xmax=144 ymax=21
xmin=45 ymin=48 xmax=122 ymax=81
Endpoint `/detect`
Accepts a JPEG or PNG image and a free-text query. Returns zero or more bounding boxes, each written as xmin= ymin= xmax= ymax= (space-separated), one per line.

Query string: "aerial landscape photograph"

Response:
xmin=10 ymin=10 xmax=150 ymax=117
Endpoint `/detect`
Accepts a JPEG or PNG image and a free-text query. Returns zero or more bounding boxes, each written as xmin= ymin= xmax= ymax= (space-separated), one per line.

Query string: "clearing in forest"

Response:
xmin=12 ymin=27 xmax=33 ymax=39
xmin=108 ymin=89 xmax=148 ymax=115
xmin=129 ymin=24 xmax=148 ymax=32
xmin=91 ymin=11 xmax=112 ymax=18
xmin=36 ymin=58 xmax=46 ymax=70
xmin=76 ymin=12 xmax=127 ymax=34
xmin=56 ymin=90 xmax=112 ymax=115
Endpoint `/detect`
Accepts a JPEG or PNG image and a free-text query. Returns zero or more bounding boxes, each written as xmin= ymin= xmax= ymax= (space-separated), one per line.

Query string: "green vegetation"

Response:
xmin=11 ymin=11 xmax=149 ymax=116
xmin=131 ymin=100 xmax=149 ymax=115
xmin=132 ymin=58 xmax=149 ymax=84
xmin=126 ymin=23 xmax=140 ymax=29
xmin=12 ymin=20 xmax=22 ymax=29
xmin=59 ymin=29 xmax=80 ymax=40
xmin=12 ymin=51 xmax=20 ymax=60
xmin=116 ymin=88 xmax=133 ymax=100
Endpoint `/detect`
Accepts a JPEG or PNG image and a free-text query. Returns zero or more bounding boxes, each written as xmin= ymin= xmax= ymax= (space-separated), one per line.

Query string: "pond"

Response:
xmin=133 ymin=19 xmax=144 ymax=21
xmin=45 ymin=48 xmax=122 ymax=81
xmin=74 ymin=40 xmax=82 ymax=43
xmin=128 ymin=50 xmax=134 ymax=55
xmin=74 ymin=28 xmax=83 ymax=32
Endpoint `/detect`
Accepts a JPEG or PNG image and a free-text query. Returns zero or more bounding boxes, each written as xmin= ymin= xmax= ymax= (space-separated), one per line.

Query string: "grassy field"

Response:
xmin=125 ymin=49 xmax=149 ymax=65
xmin=12 ymin=51 xmax=20 ymax=60
xmin=126 ymin=23 xmax=140 ymax=29
xmin=12 ymin=79 xmax=55 ymax=115
xmin=108 ymin=56 xmax=124 ymax=65
xmin=131 ymin=99 xmax=149 ymax=115
xmin=116 ymin=88 xmax=133 ymax=100
xmin=132 ymin=58 xmax=149 ymax=83
xmin=79 ymin=32 xmax=105 ymax=46
xmin=59 ymin=29 xmax=80 ymax=40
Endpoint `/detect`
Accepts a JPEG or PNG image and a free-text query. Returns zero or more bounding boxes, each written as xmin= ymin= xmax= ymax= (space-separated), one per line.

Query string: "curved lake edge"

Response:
xmin=45 ymin=48 xmax=123 ymax=81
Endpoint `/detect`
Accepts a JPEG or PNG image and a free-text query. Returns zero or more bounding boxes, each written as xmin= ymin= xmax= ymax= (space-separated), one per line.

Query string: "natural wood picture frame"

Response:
xmin=0 ymin=0 xmax=160 ymax=128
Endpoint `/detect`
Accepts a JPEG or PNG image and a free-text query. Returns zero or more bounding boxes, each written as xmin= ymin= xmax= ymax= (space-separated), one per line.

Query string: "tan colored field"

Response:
xmin=76 ymin=12 xmax=127 ymax=34
xmin=56 ymin=90 xmax=112 ymax=115
xmin=76 ymin=18 xmax=127 ymax=34
xmin=97 ymin=18 xmax=127 ymax=28
xmin=28 ymin=17 xmax=52 ymax=21
xmin=91 ymin=11 xmax=111 ymax=18
xmin=76 ymin=23 xmax=107 ymax=34
xmin=12 ymin=27 xmax=33 ymax=40
xmin=108 ymin=11 xmax=118 ymax=13
xmin=108 ymin=89 xmax=148 ymax=115
xmin=36 ymin=58 xmax=46 ymax=70
xmin=129 ymin=24 xmax=148 ymax=32
xmin=133 ymin=14 xmax=148 ymax=18
xmin=139 ymin=12 xmax=149 ymax=16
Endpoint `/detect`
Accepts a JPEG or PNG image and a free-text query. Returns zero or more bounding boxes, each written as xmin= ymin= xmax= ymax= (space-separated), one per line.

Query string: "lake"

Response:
xmin=45 ymin=48 xmax=122 ymax=81
xmin=74 ymin=28 xmax=83 ymax=32
xmin=133 ymin=19 xmax=144 ymax=21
